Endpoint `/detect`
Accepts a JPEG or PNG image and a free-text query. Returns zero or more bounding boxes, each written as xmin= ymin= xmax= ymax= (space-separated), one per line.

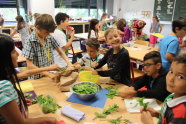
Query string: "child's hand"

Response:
xmin=67 ymin=65 xmax=75 ymax=70
xmin=141 ymin=107 xmax=160 ymax=117
xmin=48 ymin=64 xmax=61 ymax=71
xmin=118 ymin=86 xmax=137 ymax=98
xmin=40 ymin=117 xmax=57 ymax=124
xmin=141 ymin=111 xmax=154 ymax=124
xmin=92 ymin=62 xmax=98 ymax=68
xmin=73 ymin=63 xmax=81 ymax=69
xmin=25 ymin=99 xmax=32 ymax=106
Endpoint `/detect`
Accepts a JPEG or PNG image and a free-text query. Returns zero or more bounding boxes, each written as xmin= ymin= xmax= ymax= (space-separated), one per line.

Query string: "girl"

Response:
xmin=89 ymin=28 xmax=131 ymax=85
xmin=116 ymin=18 xmax=132 ymax=43
xmin=133 ymin=20 xmax=146 ymax=40
xmin=10 ymin=15 xmax=31 ymax=47
xmin=100 ymin=13 xmax=108 ymax=31
xmin=88 ymin=19 xmax=99 ymax=39
xmin=0 ymin=34 xmax=57 ymax=124
xmin=149 ymin=16 xmax=163 ymax=47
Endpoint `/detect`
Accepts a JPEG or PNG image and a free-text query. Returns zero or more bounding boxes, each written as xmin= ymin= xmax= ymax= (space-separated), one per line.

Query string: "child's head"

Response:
xmin=152 ymin=16 xmax=159 ymax=23
xmin=101 ymin=13 xmax=108 ymax=20
xmin=55 ymin=12 xmax=69 ymax=30
xmin=86 ymin=38 xmax=100 ymax=59
xmin=166 ymin=53 xmax=186 ymax=96
xmin=172 ymin=18 xmax=186 ymax=38
xmin=143 ymin=51 xmax=162 ymax=77
xmin=116 ymin=18 xmax=126 ymax=31
xmin=15 ymin=15 xmax=25 ymax=30
xmin=0 ymin=17 xmax=4 ymax=26
xmin=33 ymin=13 xmax=40 ymax=20
xmin=15 ymin=15 xmax=24 ymax=23
xmin=35 ymin=14 xmax=56 ymax=38
xmin=104 ymin=28 xmax=121 ymax=47
xmin=89 ymin=19 xmax=99 ymax=31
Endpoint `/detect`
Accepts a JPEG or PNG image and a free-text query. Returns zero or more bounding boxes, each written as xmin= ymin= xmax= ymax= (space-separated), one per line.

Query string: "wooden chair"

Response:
xmin=135 ymin=40 xmax=149 ymax=46
xmin=130 ymin=60 xmax=144 ymax=83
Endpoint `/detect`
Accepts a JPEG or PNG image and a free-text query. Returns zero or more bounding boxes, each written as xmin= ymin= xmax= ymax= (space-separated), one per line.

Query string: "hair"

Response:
xmin=174 ymin=53 xmax=186 ymax=65
xmin=88 ymin=19 xmax=99 ymax=39
xmin=33 ymin=13 xmax=41 ymax=20
xmin=153 ymin=16 xmax=159 ymax=22
xmin=100 ymin=13 xmax=107 ymax=21
xmin=35 ymin=14 xmax=56 ymax=32
xmin=172 ymin=17 xmax=186 ymax=33
xmin=55 ymin=12 xmax=69 ymax=25
xmin=15 ymin=15 xmax=26 ymax=30
xmin=0 ymin=17 xmax=4 ymax=26
xmin=86 ymin=38 xmax=100 ymax=50
xmin=116 ymin=18 xmax=126 ymax=31
xmin=104 ymin=28 xmax=119 ymax=40
xmin=144 ymin=51 xmax=162 ymax=64
xmin=0 ymin=34 xmax=28 ymax=116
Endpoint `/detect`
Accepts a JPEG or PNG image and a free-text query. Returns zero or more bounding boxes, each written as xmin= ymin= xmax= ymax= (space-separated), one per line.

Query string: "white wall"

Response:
xmin=30 ymin=0 xmax=55 ymax=18
xmin=113 ymin=0 xmax=172 ymax=36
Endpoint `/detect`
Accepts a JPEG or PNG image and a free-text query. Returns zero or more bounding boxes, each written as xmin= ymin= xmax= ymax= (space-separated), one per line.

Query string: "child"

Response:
xmin=149 ymin=16 xmax=163 ymax=47
xmin=119 ymin=51 xmax=170 ymax=102
xmin=159 ymin=18 xmax=186 ymax=71
xmin=22 ymin=14 xmax=73 ymax=79
xmin=51 ymin=12 xmax=74 ymax=67
xmin=10 ymin=15 xmax=31 ymax=47
xmin=91 ymin=28 xmax=131 ymax=85
xmin=75 ymin=38 xmax=103 ymax=68
xmin=88 ymin=19 xmax=99 ymax=39
xmin=133 ymin=20 xmax=146 ymax=40
xmin=116 ymin=18 xmax=132 ymax=43
xmin=100 ymin=13 xmax=108 ymax=31
xmin=0 ymin=34 xmax=57 ymax=124
xmin=141 ymin=53 xmax=186 ymax=124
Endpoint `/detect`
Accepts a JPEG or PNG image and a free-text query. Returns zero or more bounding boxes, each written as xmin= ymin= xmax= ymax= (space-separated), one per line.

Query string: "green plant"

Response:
xmin=106 ymin=87 xmax=118 ymax=99
xmin=73 ymin=82 xmax=99 ymax=94
xmin=137 ymin=97 xmax=149 ymax=109
xmin=26 ymin=10 xmax=33 ymax=22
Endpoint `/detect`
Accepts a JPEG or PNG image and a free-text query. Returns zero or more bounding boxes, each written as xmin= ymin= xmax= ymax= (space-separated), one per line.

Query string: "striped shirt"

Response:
xmin=0 ymin=80 xmax=19 ymax=124
xmin=22 ymin=31 xmax=59 ymax=79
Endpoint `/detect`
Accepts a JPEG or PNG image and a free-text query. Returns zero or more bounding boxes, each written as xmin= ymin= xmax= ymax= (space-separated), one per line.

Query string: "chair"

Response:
xmin=135 ymin=40 xmax=149 ymax=46
xmin=68 ymin=45 xmax=83 ymax=63
xmin=130 ymin=60 xmax=144 ymax=83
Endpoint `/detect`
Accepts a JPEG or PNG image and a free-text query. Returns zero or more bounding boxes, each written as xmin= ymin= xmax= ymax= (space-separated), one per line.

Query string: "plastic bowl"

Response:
xmin=79 ymin=71 xmax=100 ymax=83
xmin=71 ymin=82 xmax=101 ymax=101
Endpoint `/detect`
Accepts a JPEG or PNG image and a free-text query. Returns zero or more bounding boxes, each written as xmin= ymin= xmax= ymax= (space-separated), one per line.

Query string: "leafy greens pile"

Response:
xmin=106 ymin=87 xmax=118 ymax=99
xmin=73 ymin=82 xmax=99 ymax=94
xmin=37 ymin=95 xmax=61 ymax=113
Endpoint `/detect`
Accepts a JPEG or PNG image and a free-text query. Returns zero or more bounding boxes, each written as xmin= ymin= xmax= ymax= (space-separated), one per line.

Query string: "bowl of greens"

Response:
xmin=71 ymin=82 xmax=101 ymax=101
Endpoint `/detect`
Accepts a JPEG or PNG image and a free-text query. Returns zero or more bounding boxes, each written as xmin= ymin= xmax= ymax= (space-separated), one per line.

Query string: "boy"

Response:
xmin=75 ymin=38 xmax=103 ymax=68
xmin=90 ymin=28 xmax=131 ymax=85
xmin=141 ymin=53 xmax=186 ymax=124
xmin=51 ymin=12 xmax=74 ymax=67
xmin=22 ymin=14 xmax=73 ymax=79
xmin=159 ymin=18 xmax=186 ymax=71
xmin=119 ymin=51 xmax=170 ymax=102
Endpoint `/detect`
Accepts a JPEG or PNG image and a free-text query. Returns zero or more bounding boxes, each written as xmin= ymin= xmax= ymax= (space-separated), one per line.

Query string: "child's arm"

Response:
xmin=9 ymin=28 xmax=17 ymax=37
xmin=17 ymin=64 xmax=60 ymax=79
xmin=0 ymin=100 xmax=57 ymax=124
xmin=55 ymin=47 xmax=73 ymax=67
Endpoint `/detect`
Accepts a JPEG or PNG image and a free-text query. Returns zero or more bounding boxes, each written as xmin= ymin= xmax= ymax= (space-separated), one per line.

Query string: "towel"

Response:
xmin=61 ymin=106 xmax=86 ymax=122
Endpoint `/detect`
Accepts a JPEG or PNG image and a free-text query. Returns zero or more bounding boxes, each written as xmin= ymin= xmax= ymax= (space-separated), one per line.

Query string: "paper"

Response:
xmin=61 ymin=106 xmax=86 ymax=122
xmin=124 ymin=98 xmax=161 ymax=113
xmin=17 ymin=81 xmax=34 ymax=93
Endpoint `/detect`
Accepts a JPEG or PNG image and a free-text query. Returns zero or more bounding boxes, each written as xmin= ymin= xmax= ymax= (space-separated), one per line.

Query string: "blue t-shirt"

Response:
xmin=159 ymin=35 xmax=180 ymax=71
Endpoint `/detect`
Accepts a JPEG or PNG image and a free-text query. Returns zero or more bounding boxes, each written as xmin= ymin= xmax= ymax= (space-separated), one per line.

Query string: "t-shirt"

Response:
xmin=17 ymin=24 xmax=30 ymax=47
xmin=0 ymin=80 xmax=19 ymax=124
xmin=89 ymin=30 xmax=98 ymax=39
xmin=159 ymin=35 xmax=180 ymax=71
xmin=51 ymin=29 xmax=67 ymax=67
xmin=158 ymin=94 xmax=186 ymax=124
xmin=78 ymin=53 xmax=103 ymax=68
xmin=150 ymin=22 xmax=161 ymax=33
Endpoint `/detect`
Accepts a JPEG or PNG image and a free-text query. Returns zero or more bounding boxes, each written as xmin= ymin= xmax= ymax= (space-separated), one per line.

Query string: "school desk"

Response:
xmin=25 ymin=77 xmax=158 ymax=124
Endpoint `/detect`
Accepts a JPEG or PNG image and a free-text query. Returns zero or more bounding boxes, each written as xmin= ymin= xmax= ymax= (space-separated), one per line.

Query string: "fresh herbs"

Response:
xmin=24 ymin=93 xmax=32 ymax=97
xmin=109 ymin=117 xmax=131 ymax=124
xmin=73 ymin=82 xmax=99 ymax=94
xmin=37 ymin=95 xmax=61 ymax=113
xmin=61 ymin=67 xmax=67 ymax=71
xmin=79 ymin=67 xmax=85 ymax=71
xmin=106 ymin=87 xmax=118 ymax=99
xmin=137 ymin=97 xmax=149 ymax=109
xmin=94 ymin=104 xmax=119 ymax=118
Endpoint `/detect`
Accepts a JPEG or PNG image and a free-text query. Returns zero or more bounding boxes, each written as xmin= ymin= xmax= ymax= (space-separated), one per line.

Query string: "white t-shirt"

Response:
xmin=51 ymin=29 xmax=67 ymax=67
xmin=90 ymin=30 xmax=98 ymax=38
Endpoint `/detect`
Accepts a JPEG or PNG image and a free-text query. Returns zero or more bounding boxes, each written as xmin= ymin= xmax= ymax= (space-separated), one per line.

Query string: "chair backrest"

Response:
xmin=135 ymin=40 xmax=149 ymax=46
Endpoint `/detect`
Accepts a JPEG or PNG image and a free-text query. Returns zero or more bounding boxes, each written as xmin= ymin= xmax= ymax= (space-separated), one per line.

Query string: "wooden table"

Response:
xmin=123 ymin=44 xmax=158 ymax=61
xmin=26 ymin=77 xmax=158 ymax=124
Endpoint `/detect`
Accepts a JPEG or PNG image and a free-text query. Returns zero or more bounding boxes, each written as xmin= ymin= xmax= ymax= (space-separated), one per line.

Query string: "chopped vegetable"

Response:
xmin=109 ymin=117 xmax=121 ymax=124
xmin=61 ymin=67 xmax=67 ymax=71
xmin=94 ymin=104 xmax=119 ymax=118
xmin=106 ymin=87 xmax=118 ymax=99
xmin=73 ymin=82 xmax=99 ymax=94
xmin=79 ymin=67 xmax=85 ymax=71
xmin=37 ymin=95 xmax=61 ymax=113
xmin=24 ymin=93 xmax=32 ymax=98
xmin=137 ymin=97 xmax=149 ymax=109
xmin=31 ymin=99 xmax=37 ymax=104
